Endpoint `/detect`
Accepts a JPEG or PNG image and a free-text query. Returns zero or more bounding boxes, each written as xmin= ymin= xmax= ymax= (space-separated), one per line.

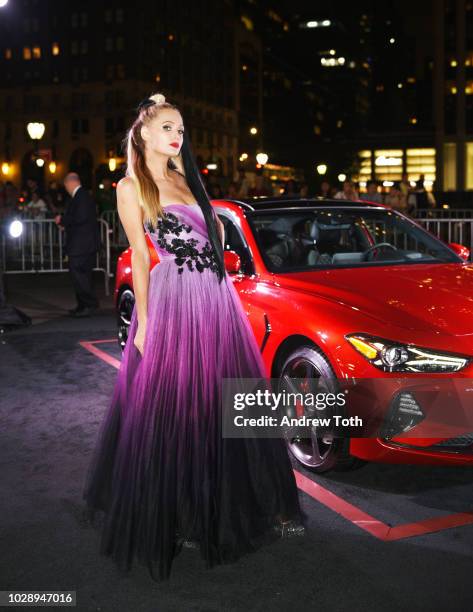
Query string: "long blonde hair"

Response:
xmin=123 ymin=93 xmax=226 ymax=283
xmin=124 ymin=96 xmax=183 ymax=228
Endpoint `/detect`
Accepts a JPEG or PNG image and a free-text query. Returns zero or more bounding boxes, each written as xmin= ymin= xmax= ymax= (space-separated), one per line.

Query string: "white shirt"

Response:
xmin=72 ymin=185 xmax=81 ymax=198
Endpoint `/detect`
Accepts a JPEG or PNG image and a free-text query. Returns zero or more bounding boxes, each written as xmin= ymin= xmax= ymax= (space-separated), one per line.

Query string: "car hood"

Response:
xmin=274 ymin=262 xmax=473 ymax=336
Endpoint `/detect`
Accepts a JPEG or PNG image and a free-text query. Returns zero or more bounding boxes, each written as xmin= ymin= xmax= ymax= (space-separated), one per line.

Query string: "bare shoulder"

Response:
xmin=116 ymin=176 xmax=138 ymax=198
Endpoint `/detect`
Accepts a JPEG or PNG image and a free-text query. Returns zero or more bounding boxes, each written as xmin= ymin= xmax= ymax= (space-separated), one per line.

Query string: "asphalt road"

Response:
xmin=1 ymin=273 xmax=473 ymax=611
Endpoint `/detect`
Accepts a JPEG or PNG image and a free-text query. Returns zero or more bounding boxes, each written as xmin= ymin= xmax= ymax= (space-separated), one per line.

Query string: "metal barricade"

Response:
xmin=0 ymin=218 xmax=113 ymax=295
xmin=413 ymin=208 xmax=473 ymax=219
xmin=100 ymin=210 xmax=128 ymax=248
xmin=416 ymin=217 xmax=473 ymax=259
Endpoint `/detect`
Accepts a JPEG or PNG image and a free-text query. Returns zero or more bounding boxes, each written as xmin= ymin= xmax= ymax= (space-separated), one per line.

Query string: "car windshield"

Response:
xmin=247 ymin=207 xmax=461 ymax=272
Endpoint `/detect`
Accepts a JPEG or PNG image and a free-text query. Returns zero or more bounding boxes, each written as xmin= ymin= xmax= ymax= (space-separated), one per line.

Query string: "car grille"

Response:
xmin=431 ymin=432 xmax=473 ymax=448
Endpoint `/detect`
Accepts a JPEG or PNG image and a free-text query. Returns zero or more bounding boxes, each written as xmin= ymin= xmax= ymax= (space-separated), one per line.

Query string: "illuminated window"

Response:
xmin=466 ymin=143 xmax=473 ymax=189
xmin=409 ymin=117 xmax=418 ymax=124
xmin=406 ymin=149 xmax=436 ymax=184
xmin=356 ymin=150 xmax=373 ymax=180
xmin=52 ymin=42 xmax=60 ymax=56
xmin=32 ymin=46 xmax=41 ymax=59
xmin=374 ymin=149 xmax=403 ymax=181
xmin=450 ymin=59 xmax=458 ymax=67
xmin=443 ymin=143 xmax=456 ymax=190
xmin=5 ymin=48 xmax=12 ymax=60
xmin=23 ymin=47 xmax=32 ymax=60
xmin=466 ymin=81 xmax=473 ymax=95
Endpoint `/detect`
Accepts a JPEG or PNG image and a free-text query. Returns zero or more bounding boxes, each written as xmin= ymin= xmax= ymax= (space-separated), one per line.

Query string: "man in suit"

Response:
xmin=55 ymin=172 xmax=100 ymax=317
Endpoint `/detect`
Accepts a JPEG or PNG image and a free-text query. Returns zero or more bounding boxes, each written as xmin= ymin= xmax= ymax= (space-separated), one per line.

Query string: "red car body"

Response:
xmin=115 ymin=198 xmax=473 ymax=469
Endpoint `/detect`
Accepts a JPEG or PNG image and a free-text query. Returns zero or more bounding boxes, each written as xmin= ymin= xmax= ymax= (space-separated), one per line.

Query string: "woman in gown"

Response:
xmin=82 ymin=93 xmax=304 ymax=582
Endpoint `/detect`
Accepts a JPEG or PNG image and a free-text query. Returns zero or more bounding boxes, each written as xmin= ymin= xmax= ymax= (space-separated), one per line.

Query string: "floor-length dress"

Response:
xmin=82 ymin=202 xmax=302 ymax=581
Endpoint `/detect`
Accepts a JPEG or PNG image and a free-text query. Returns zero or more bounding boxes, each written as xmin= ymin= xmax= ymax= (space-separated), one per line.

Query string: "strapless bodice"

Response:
xmin=143 ymin=203 xmax=219 ymax=275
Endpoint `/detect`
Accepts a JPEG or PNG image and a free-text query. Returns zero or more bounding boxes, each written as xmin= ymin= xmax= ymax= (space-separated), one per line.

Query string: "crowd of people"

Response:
xmin=0 ymin=177 xmax=118 ymax=223
xmin=1 ymin=171 xmax=436 ymax=225
xmin=207 ymin=171 xmax=436 ymax=216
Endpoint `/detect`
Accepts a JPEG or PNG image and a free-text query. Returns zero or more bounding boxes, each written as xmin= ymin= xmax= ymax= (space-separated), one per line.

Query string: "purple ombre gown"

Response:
xmin=82 ymin=203 xmax=301 ymax=581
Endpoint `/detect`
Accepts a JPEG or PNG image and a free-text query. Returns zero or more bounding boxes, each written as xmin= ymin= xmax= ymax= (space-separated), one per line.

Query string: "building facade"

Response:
xmin=0 ymin=0 xmax=253 ymax=190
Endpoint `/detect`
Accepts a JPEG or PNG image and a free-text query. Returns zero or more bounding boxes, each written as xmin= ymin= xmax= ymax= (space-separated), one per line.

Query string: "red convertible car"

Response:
xmin=115 ymin=197 xmax=473 ymax=472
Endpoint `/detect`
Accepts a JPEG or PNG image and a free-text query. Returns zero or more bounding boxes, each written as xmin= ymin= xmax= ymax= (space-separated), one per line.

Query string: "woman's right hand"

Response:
xmin=134 ymin=323 xmax=147 ymax=357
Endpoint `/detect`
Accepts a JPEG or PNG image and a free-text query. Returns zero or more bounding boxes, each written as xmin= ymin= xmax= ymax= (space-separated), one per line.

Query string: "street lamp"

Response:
xmin=108 ymin=157 xmax=117 ymax=172
xmin=256 ymin=152 xmax=268 ymax=165
xmin=0 ymin=0 xmax=9 ymax=7
xmin=27 ymin=122 xmax=45 ymax=140
xmin=338 ymin=173 xmax=346 ymax=182
xmin=249 ymin=127 xmax=258 ymax=135
xmin=316 ymin=164 xmax=327 ymax=175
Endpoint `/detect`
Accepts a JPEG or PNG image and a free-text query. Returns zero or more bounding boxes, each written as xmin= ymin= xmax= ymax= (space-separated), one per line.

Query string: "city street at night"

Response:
xmin=1 ymin=274 xmax=473 ymax=610
xmin=3 ymin=0 xmax=473 ymax=610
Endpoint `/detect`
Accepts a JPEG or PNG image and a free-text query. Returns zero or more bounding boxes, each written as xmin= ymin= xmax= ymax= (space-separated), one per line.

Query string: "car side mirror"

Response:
xmin=224 ymin=250 xmax=241 ymax=274
xmin=448 ymin=242 xmax=470 ymax=261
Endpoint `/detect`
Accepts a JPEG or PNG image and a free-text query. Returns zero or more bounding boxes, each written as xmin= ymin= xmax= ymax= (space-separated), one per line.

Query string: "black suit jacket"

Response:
xmin=62 ymin=186 xmax=100 ymax=256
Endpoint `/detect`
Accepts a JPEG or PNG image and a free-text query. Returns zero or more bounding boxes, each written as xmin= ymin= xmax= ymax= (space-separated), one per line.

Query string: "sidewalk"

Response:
xmin=2 ymin=270 xmax=115 ymax=329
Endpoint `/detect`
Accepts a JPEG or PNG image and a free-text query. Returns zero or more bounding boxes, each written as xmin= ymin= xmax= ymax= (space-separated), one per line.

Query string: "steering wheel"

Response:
xmin=362 ymin=242 xmax=398 ymax=262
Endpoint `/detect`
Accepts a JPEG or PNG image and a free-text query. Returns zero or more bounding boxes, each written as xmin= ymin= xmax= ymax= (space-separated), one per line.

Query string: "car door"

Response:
xmin=217 ymin=211 xmax=271 ymax=352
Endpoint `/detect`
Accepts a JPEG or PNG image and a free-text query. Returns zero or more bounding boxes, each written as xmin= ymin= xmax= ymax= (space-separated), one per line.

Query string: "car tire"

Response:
xmin=278 ymin=345 xmax=364 ymax=473
xmin=117 ymin=288 xmax=135 ymax=351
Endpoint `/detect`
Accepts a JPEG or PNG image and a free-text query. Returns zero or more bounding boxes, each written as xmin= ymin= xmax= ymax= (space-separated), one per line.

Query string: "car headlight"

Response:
xmin=345 ymin=333 xmax=470 ymax=373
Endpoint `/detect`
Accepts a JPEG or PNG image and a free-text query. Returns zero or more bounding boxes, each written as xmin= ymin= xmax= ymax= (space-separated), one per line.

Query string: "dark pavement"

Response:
xmin=1 ymin=273 xmax=473 ymax=611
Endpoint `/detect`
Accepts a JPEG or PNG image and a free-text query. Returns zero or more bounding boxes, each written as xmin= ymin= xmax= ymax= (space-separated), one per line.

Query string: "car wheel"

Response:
xmin=278 ymin=345 xmax=363 ymax=473
xmin=117 ymin=288 xmax=135 ymax=351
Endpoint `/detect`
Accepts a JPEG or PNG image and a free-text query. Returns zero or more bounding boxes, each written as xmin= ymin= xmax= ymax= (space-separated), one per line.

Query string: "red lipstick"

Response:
xmin=170 ymin=142 xmax=180 ymax=149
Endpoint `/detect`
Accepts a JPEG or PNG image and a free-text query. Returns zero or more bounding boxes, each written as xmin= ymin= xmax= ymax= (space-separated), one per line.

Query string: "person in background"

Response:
xmin=45 ymin=180 xmax=66 ymax=216
xmin=209 ymin=183 xmax=223 ymax=199
xmin=235 ymin=169 xmax=249 ymax=198
xmin=283 ymin=179 xmax=298 ymax=197
xmin=226 ymin=182 xmax=239 ymax=198
xmin=400 ymin=173 xmax=411 ymax=201
xmin=385 ymin=182 xmax=407 ymax=213
xmin=299 ymin=182 xmax=310 ymax=198
xmin=25 ymin=178 xmax=39 ymax=201
xmin=318 ymin=180 xmax=331 ymax=198
xmin=26 ymin=191 xmax=48 ymax=218
xmin=334 ymin=179 xmax=358 ymax=200
xmin=95 ymin=178 xmax=117 ymax=216
xmin=248 ymin=173 xmax=272 ymax=197
xmin=360 ymin=180 xmax=383 ymax=204
xmin=55 ymin=172 xmax=100 ymax=317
